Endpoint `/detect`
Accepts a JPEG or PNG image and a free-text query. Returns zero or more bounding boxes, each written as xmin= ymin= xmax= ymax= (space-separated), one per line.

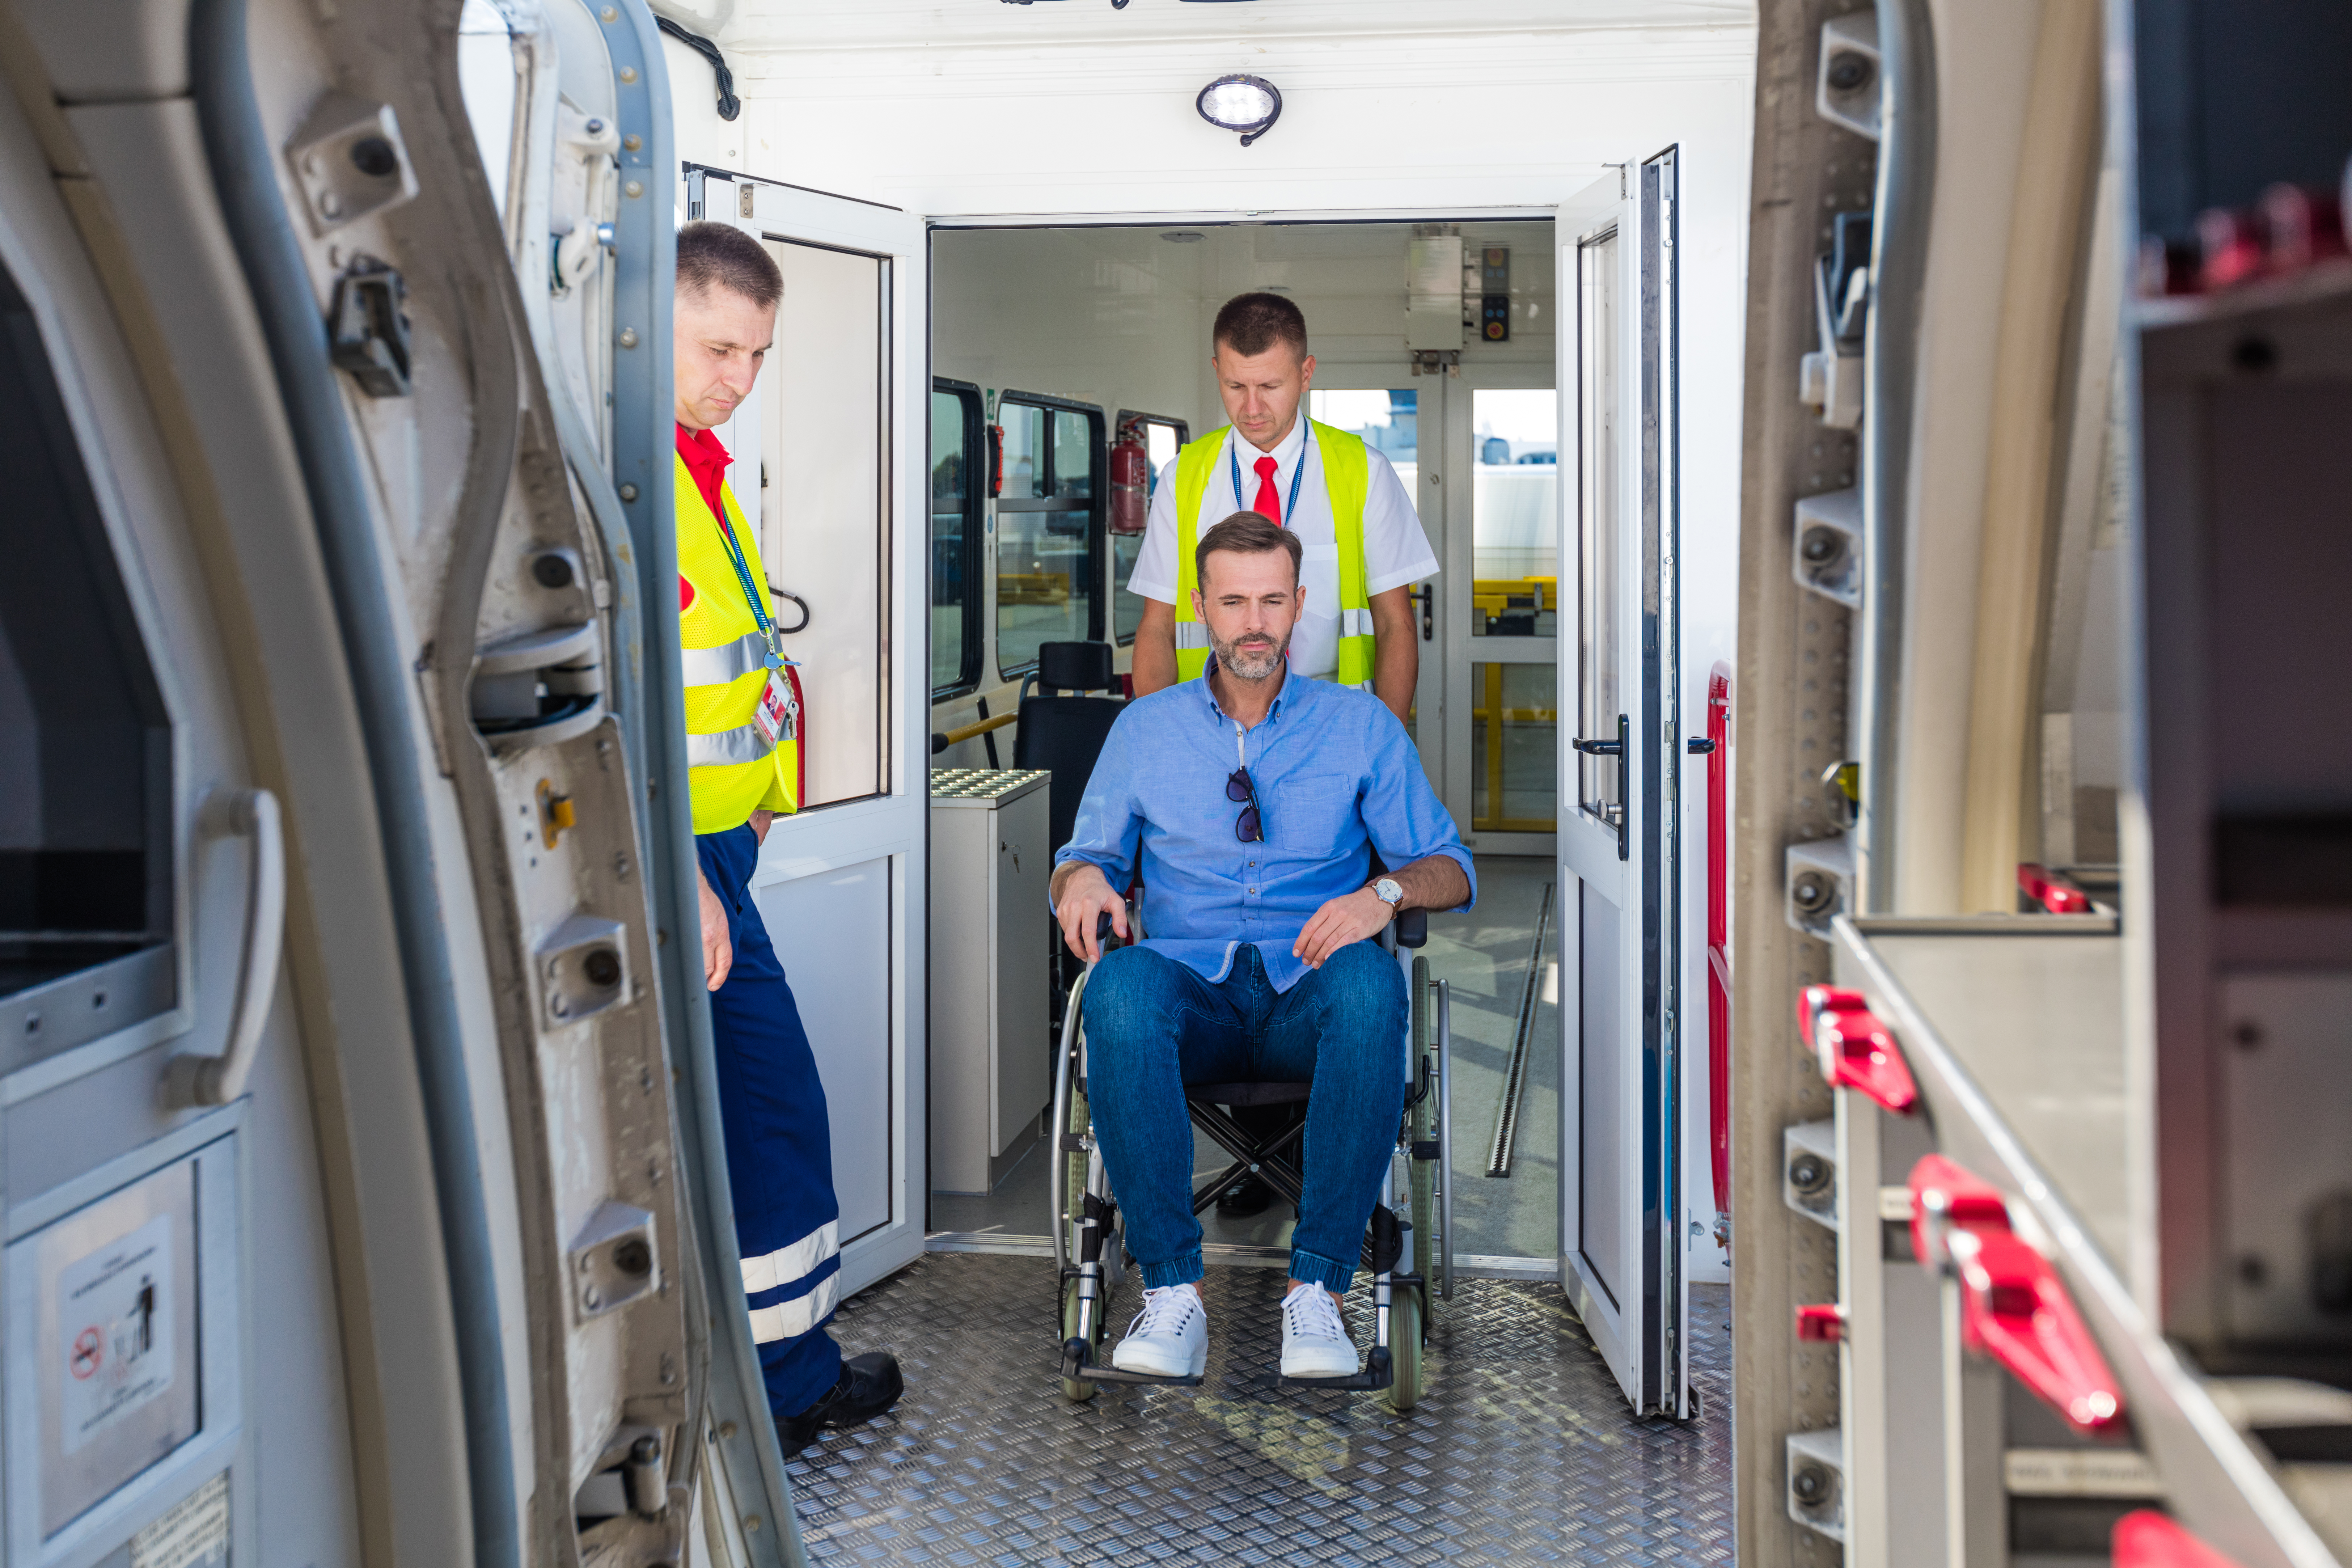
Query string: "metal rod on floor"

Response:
xmin=1437 ymin=979 xmax=1455 ymax=1300
xmin=1485 ymin=880 xmax=1556 ymax=1178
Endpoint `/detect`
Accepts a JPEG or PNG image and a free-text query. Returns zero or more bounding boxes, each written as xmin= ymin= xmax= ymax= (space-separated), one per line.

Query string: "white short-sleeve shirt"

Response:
xmin=1125 ymin=418 xmax=1438 ymax=679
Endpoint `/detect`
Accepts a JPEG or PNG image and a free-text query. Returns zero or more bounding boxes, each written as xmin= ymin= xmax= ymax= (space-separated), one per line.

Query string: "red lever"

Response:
xmin=2112 ymin=1512 xmax=2245 ymax=1568
xmin=1795 ymin=1303 xmax=1846 ymax=1343
xmin=1798 ymin=986 xmax=1918 ymax=1113
xmin=1909 ymin=1155 xmax=2125 ymax=1434
xmin=2018 ymin=862 xmax=2091 ymax=915
xmin=2198 ymin=206 xmax=2267 ymax=290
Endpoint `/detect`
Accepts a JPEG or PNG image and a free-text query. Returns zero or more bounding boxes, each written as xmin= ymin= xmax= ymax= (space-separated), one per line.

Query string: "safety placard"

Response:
xmin=130 ymin=1472 xmax=229 ymax=1568
xmin=59 ymin=1213 xmax=176 ymax=1455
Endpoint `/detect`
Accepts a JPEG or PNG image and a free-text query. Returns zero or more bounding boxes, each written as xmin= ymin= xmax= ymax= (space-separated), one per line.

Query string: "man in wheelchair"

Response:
xmin=1049 ymin=512 xmax=1474 ymax=1381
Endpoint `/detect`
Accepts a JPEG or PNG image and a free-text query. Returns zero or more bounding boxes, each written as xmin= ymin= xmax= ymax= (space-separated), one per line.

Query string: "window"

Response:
xmin=1577 ymin=228 xmax=1623 ymax=823
xmin=1111 ymin=413 xmax=1186 ymax=646
xmin=995 ymin=392 xmax=1103 ymax=677
xmin=930 ymin=380 xmax=983 ymax=696
xmin=763 ymin=237 xmax=889 ymax=806
xmin=0 ymin=258 xmax=175 ymax=1065
xmin=1472 ymin=388 xmax=1560 ymax=638
xmin=1308 ymin=388 xmax=1417 ymax=483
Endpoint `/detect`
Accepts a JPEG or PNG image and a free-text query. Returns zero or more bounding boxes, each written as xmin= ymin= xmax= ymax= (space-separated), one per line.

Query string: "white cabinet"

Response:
xmin=928 ymin=769 xmax=1052 ymax=1193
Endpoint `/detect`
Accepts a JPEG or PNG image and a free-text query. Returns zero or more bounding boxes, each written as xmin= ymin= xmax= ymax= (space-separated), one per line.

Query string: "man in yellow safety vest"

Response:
xmin=673 ymin=220 xmax=902 ymax=1454
xmin=1126 ymin=292 xmax=1436 ymax=722
xmin=1124 ymin=291 xmax=1439 ymax=1219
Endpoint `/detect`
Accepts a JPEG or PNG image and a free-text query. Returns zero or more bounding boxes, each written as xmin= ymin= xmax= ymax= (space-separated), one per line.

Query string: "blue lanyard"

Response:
xmin=1229 ymin=434 xmax=1307 ymax=527
xmin=711 ymin=505 xmax=786 ymax=669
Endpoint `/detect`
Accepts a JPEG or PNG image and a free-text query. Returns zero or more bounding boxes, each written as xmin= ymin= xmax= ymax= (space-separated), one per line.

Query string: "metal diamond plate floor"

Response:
xmin=788 ymin=1254 xmax=1732 ymax=1566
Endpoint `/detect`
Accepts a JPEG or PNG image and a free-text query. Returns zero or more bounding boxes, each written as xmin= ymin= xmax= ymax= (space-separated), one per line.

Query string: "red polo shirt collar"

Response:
xmin=676 ymin=423 xmax=732 ymax=526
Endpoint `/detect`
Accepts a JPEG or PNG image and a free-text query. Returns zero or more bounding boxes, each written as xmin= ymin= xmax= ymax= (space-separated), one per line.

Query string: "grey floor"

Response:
xmin=792 ymin=1254 xmax=1732 ymax=1566
xmin=930 ymin=855 xmax=1561 ymax=1264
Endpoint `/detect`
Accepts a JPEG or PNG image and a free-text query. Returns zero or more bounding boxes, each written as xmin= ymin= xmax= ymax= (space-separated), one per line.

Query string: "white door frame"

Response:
xmin=1555 ymin=154 xmax=1688 ymax=1419
xmin=737 ymin=177 xmax=931 ymax=1298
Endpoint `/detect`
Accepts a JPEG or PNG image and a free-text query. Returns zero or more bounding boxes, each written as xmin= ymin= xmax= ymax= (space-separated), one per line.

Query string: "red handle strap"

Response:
xmin=1795 ymin=1303 xmax=1847 ymax=1343
xmin=1909 ymin=1154 xmax=2124 ymax=1434
xmin=1798 ymin=985 xmax=1919 ymax=1113
xmin=2112 ymin=1511 xmax=2245 ymax=1568
xmin=2018 ymin=862 xmax=2091 ymax=914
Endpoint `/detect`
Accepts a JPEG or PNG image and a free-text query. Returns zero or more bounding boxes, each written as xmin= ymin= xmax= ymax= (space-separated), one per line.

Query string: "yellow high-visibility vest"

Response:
xmin=1171 ymin=420 xmax=1374 ymax=686
xmin=677 ymin=454 xmax=798 ymax=834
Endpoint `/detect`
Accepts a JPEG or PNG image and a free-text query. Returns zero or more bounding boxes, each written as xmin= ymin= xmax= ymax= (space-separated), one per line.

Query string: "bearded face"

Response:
xmin=1212 ymin=622 xmax=1290 ymax=681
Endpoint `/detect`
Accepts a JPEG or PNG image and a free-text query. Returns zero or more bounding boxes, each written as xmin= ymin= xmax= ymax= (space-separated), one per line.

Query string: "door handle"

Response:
xmin=1408 ymin=583 xmax=1433 ymax=642
xmin=1572 ymin=714 xmax=1631 ymax=859
xmin=163 ymin=787 xmax=286 ymax=1108
xmin=766 ymin=581 xmax=811 ymax=634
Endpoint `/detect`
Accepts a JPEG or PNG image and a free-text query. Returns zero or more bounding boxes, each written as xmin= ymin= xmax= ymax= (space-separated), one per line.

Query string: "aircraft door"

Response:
xmin=0 ymin=68 xmax=402 ymax=1557
xmin=730 ymin=178 xmax=931 ymax=1298
xmin=1558 ymin=150 xmax=1689 ymax=1418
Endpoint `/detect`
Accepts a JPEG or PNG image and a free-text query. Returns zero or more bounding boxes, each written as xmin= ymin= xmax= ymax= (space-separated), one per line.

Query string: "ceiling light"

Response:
xmin=1160 ymin=230 xmax=1206 ymax=244
xmin=1197 ymin=74 xmax=1282 ymax=147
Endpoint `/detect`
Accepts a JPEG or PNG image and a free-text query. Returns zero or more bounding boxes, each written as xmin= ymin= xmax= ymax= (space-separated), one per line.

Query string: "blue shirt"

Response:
xmin=1052 ymin=668 xmax=1476 ymax=993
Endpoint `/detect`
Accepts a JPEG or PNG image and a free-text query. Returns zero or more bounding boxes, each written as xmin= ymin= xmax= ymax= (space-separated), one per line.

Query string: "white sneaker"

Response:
xmin=1111 ymin=1284 xmax=1207 ymax=1378
xmin=1280 ymin=1285 xmax=1360 ymax=1379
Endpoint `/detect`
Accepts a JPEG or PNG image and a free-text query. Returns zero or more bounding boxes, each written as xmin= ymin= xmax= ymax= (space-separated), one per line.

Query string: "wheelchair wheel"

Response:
xmin=1382 ymin=1278 xmax=1425 ymax=1413
xmin=1061 ymin=1274 xmax=1110 ymax=1402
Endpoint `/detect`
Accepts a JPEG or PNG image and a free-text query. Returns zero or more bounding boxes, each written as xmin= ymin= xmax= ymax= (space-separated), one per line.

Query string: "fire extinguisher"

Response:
xmin=1109 ymin=426 xmax=1150 ymax=535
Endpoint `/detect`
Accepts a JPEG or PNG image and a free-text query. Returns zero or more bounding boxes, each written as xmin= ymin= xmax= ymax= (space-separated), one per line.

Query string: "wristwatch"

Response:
xmin=1370 ymin=877 xmax=1405 ymax=917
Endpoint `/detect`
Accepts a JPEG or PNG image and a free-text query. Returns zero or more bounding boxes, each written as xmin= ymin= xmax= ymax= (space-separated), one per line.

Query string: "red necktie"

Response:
xmin=1252 ymin=455 xmax=1282 ymax=525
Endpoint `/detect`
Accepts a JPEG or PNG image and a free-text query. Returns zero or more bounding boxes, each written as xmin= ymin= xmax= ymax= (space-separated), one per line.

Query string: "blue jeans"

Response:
xmin=1082 ymin=942 xmax=1408 ymax=1293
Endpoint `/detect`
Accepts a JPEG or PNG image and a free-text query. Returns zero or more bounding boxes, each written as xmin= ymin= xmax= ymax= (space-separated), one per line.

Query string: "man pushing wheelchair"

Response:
xmin=1049 ymin=512 xmax=1475 ymax=1382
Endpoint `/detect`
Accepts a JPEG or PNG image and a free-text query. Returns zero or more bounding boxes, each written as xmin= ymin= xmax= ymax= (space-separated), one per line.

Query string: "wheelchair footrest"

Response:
xmin=1278 ymin=1346 xmax=1393 ymax=1393
xmin=1061 ymin=1338 xmax=1204 ymax=1389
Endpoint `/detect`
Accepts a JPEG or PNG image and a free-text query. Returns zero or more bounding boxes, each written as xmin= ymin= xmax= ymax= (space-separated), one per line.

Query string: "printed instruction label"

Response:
xmin=59 ymin=1213 xmax=175 ymax=1455
xmin=131 ymin=1472 xmax=229 ymax=1568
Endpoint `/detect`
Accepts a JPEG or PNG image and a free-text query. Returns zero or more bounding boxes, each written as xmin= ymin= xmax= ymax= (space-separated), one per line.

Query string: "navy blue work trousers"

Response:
xmin=699 ymin=823 xmax=843 ymax=1421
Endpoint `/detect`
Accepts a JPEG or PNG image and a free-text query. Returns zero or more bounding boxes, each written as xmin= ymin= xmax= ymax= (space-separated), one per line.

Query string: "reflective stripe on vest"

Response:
xmin=680 ymin=628 xmax=772 ymax=689
xmin=1172 ymin=420 xmax=1374 ymax=686
xmin=677 ymin=455 xmax=798 ymax=832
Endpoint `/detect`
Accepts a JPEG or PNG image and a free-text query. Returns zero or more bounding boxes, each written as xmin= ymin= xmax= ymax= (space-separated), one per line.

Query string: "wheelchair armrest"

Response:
xmin=1094 ymin=910 xmax=1127 ymax=954
xmin=1395 ymin=908 xmax=1427 ymax=949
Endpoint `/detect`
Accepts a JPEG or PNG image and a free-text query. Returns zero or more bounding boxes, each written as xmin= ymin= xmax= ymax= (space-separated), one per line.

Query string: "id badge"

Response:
xmin=752 ymin=668 xmax=796 ymax=747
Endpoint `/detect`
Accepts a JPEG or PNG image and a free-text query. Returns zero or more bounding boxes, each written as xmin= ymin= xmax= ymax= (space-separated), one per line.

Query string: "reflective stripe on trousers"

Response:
xmin=747 ymin=1272 xmax=841 ymax=1345
xmin=741 ymin=1220 xmax=840 ymax=1295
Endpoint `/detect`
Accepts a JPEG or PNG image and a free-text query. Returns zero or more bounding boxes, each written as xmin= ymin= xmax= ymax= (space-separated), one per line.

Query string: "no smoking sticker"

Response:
xmin=59 ymin=1213 xmax=175 ymax=1455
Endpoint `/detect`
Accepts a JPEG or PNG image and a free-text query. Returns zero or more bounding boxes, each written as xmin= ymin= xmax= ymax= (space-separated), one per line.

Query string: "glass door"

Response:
xmin=1465 ymin=387 xmax=1562 ymax=847
xmin=1557 ymin=151 xmax=1689 ymax=1417
xmin=739 ymin=179 xmax=932 ymax=1299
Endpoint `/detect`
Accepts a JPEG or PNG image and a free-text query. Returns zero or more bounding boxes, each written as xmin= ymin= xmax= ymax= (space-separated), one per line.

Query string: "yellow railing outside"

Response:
xmin=1472 ymin=661 xmax=1558 ymax=834
xmin=1000 ymin=572 xmax=1071 ymax=605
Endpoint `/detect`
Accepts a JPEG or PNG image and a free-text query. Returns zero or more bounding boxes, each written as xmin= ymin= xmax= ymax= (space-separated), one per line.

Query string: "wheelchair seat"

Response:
xmin=1183 ymin=1081 xmax=1311 ymax=1108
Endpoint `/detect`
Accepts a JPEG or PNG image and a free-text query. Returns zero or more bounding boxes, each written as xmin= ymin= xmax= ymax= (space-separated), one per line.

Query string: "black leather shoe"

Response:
xmin=778 ymin=1351 xmax=904 ymax=1455
xmin=1216 ymin=1175 xmax=1274 ymax=1218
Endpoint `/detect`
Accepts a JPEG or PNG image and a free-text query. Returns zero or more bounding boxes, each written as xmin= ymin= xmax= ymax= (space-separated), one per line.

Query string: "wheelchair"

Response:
xmin=1049 ymin=908 xmax=1455 ymax=1412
